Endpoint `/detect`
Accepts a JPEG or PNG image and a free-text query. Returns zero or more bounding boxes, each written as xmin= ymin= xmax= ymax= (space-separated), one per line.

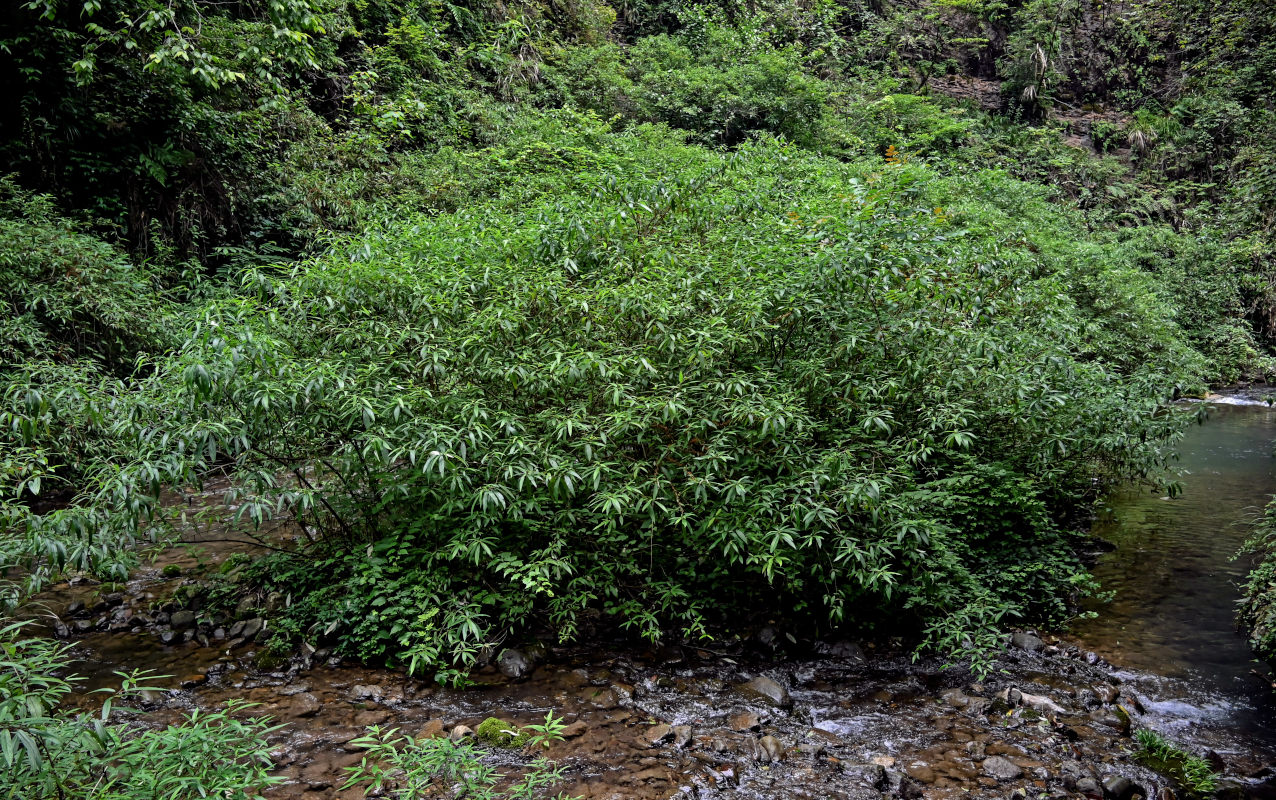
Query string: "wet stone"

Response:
xmin=671 ymin=725 xmax=692 ymax=748
xmin=498 ymin=648 xmax=532 ymax=680
xmin=729 ymin=711 xmax=761 ymax=731
xmin=559 ymin=720 xmax=587 ymax=739
xmin=241 ymin=618 xmax=264 ymax=641
xmin=1011 ymin=631 xmax=1045 ymax=652
xmin=293 ymin=692 xmax=321 ymax=718
xmin=1101 ymin=775 xmax=1137 ymax=800
xmin=740 ymin=675 xmax=791 ymax=708
xmin=349 ymin=683 xmax=383 ymax=703
xmin=758 ymin=734 xmax=784 ymax=762
xmin=642 ymin=723 xmax=673 ymax=747
xmin=982 ymin=755 xmax=1024 ymax=781
xmin=449 ymin=725 xmax=474 ymax=741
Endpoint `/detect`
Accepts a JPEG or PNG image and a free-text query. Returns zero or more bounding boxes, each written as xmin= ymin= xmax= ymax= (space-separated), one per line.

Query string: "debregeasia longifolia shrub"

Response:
xmin=92 ymin=129 xmax=1198 ymax=681
xmin=0 ymin=622 xmax=281 ymax=799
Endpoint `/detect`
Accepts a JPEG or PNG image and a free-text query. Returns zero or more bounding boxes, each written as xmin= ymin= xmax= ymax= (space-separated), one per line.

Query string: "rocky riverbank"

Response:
xmin=30 ymin=561 xmax=1276 ymax=800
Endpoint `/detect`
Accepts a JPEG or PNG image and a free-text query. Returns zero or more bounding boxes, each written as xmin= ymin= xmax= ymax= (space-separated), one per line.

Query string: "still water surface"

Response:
xmin=1073 ymin=400 xmax=1276 ymax=744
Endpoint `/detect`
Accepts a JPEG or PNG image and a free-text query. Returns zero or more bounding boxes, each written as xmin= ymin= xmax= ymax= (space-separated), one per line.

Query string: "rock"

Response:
xmin=756 ymin=625 xmax=782 ymax=649
xmin=758 ymin=735 xmax=784 ymax=762
xmin=227 ymin=620 xmax=246 ymax=639
xmin=180 ymin=673 xmax=207 ymax=688
xmin=642 ymin=723 xmax=673 ymax=747
xmin=729 ymin=711 xmax=762 ymax=731
xmin=1019 ymin=691 xmax=1067 ymax=715
xmin=350 ymin=684 xmax=383 ymax=702
xmin=293 ymin=693 xmax=321 ymax=718
xmin=234 ymin=597 xmax=258 ymax=619
xmin=52 ymin=621 xmax=70 ymax=638
xmin=983 ymin=756 xmax=1024 ymax=781
xmin=498 ymin=648 xmax=532 ymax=680
xmin=941 ymin=688 xmax=970 ymax=708
xmin=671 ymin=725 xmax=692 ymax=748
xmin=66 ymin=600 xmax=84 ymax=616
xmin=1156 ymin=788 xmax=1176 ymax=800
xmin=170 ymin=610 xmax=196 ymax=630
xmin=1011 ymin=631 xmax=1045 ymax=652
xmin=1101 ymin=775 xmax=1136 ymax=800
xmin=476 ymin=717 xmax=526 ymax=747
xmin=212 ymin=627 xmax=226 ymax=640
xmin=240 ymin=618 xmax=264 ymax=641
xmin=449 ymin=725 xmax=474 ymax=741
xmin=657 ymin=645 xmax=686 ymax=665
xmin=871 ymin=755 xmax=896 ymax=768
xmin=559 ymin=720 xmax=588 ymax=739
xmin=582 ymin=687 xmax=619 ymax=709
xmin=1089 ymin=707 xmax=1131 ymax=736
xmin=740 ymin=675 xmax=791 ymax=708
xmin=821 ymin=640 xmax=867 ymax=661
xmin=265 ymin=592 xmax=286 ymax=613
xmin=159 ymin=629 xmax=178 ymax=644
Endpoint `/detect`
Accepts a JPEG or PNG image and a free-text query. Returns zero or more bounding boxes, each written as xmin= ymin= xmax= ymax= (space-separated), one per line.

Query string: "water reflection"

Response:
xmin=1073 ymin=401 xmax=1276 ymax=743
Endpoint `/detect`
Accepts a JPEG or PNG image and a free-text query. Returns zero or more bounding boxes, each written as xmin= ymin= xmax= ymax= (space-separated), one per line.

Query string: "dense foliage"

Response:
xmin=0 ymin=623 xmax=280 ymax=799
xmin=4 ymin=0 xmax=1276 ymax=785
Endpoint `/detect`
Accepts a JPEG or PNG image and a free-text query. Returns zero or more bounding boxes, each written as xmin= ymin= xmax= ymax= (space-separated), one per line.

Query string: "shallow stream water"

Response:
xmin=1072 ymin=399 xmax=1276 ymax=750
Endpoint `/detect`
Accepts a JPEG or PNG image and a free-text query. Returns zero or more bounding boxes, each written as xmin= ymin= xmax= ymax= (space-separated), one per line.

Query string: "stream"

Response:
xmin=33 ymin=396 xmax=1276 ymax=799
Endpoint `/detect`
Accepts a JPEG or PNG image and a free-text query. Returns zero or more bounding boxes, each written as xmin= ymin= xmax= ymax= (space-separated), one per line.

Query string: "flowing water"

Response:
xmin=1073 ymin=398 xmax=1276 ymax=748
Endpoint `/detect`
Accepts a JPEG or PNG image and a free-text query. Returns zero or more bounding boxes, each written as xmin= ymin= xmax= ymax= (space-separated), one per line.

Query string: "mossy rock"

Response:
xmin=161 ymin=564 xmax=183 ymax=578
xmin=475 ymin=717 xmax=529 ymax=747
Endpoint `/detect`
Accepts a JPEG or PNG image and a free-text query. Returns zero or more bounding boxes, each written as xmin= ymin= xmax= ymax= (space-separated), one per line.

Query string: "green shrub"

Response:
xmin=0 ymin=622 xmax=281 ymax=799
xmin=108 ymin=132 xmax=1196 ymax=678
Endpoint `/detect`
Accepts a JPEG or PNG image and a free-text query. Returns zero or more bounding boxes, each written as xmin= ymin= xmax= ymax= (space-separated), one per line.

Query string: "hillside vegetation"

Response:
xmin=2 ymin=0 xmax=1275 ymax=696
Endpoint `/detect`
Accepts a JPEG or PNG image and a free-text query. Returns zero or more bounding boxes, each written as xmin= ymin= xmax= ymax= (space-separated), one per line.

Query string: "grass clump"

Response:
xmin=1133 ymin=729 xmax=1218 ymax=798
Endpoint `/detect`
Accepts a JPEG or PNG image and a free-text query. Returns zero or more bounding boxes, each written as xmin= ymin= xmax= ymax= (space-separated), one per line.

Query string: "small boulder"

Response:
xmin=740 ymin=675 xmax=791 ymax=708
xmin=1101 ymin=775 xmax=1137 ymax=800
xmin=449 ymin=725 xmax=474 ymax=741
xmin=350 ymin=684 xmax=383 ymax=703
xmin=982 ymin=756 xmax=1024 ymax=781
xmin=559 ymin=720 xmax=588 ymax=739
xmin=758 ymin=735 xmax=785 ymax=762
xmin=671 ymin=725 xmax=692 ymax=748
xmin=729 ymin=711 xmax=761 ymax=731
xmin=1011 ymin=631 xmax=1045 ymax=652
xmin=498 ymin=648 xmax=532 ymax=680
xmin=641 ymin=723 xmax=673 ymax=747
xmin=170 ymin=610 xmax=196 ymax=630
xmin=240 ymin=618 xmax=264 ymax=641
